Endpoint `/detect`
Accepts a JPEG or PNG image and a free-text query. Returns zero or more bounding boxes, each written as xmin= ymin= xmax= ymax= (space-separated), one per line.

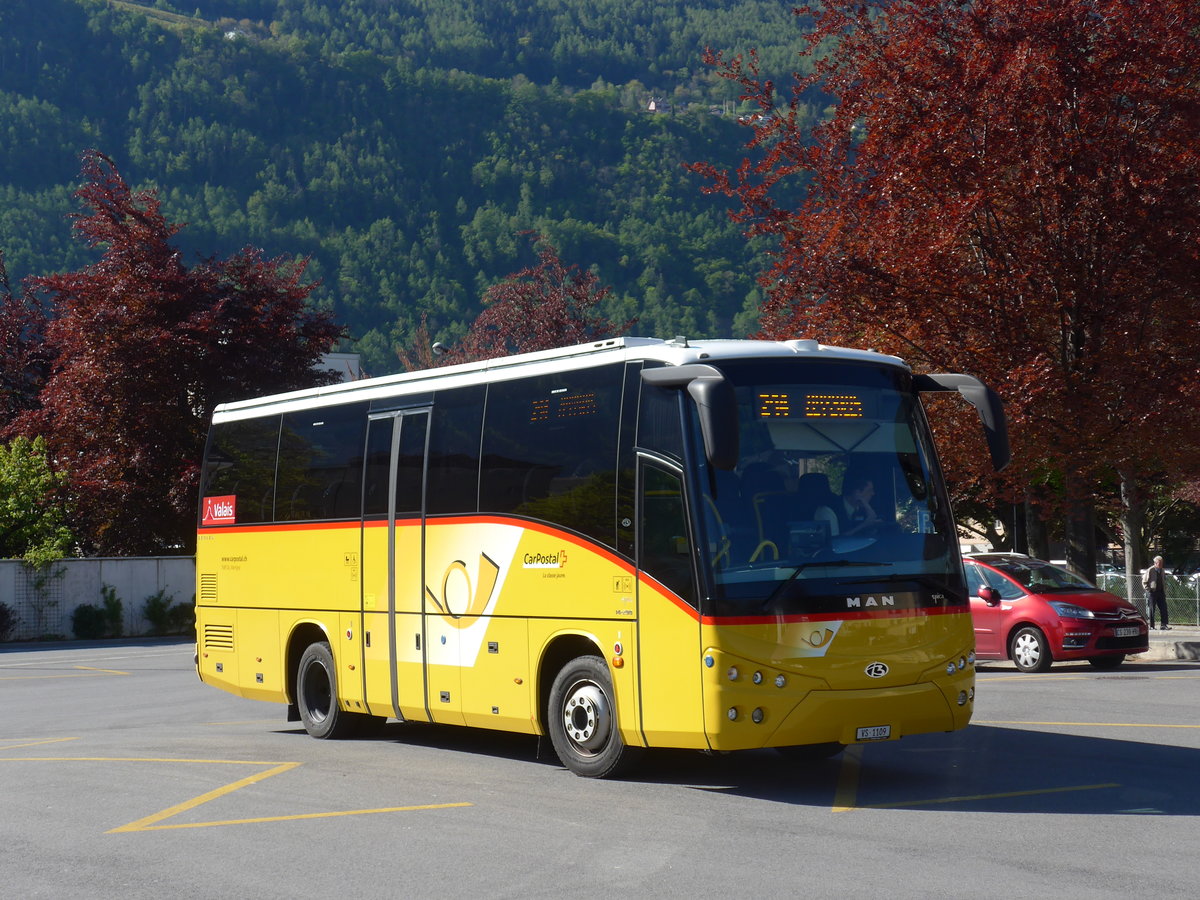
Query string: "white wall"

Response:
xmin=0 ymin=557 xmax=194 ymax=641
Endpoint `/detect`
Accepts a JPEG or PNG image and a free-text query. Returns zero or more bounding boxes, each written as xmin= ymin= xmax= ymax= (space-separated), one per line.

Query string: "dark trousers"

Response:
xmin=1146 ymin=592 xmax=1169 ymax=628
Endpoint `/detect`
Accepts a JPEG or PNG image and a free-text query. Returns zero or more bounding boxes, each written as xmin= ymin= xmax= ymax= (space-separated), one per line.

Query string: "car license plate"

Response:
xmin=856 ymin=725 xmax=891 ymax=741
xmin=1113 ymin=626 xmax=1139 ymax=637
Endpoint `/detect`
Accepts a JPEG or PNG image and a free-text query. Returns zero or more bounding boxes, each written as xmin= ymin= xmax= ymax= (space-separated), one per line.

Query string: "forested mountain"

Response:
xmin=0 ymin=0 xmax=819 ymax=375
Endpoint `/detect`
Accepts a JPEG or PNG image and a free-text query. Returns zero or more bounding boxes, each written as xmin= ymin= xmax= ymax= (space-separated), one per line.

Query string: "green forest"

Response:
xmin=0 ymin=0 xmax=821 ymax=375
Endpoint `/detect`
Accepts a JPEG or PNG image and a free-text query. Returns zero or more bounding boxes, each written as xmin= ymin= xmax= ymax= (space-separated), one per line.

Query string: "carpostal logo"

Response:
xmin=202 ymin=495 xmax=237 ymax=525
xmin=522 ymin=550 xmax=567 ymax=570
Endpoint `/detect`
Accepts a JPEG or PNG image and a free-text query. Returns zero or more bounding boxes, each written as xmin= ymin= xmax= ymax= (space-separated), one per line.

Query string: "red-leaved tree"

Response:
xmin=692 ymin=0 xmax=1200 ymax=577
xmin=17 ymin=151 xmax=343 ymax=555
xmin=0 ymin=253 xmax=50 ymax=430
xmin=432 ymin=234 xmax=635 ymax=365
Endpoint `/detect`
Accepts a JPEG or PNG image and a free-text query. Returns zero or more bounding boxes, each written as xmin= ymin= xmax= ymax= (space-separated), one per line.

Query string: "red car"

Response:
xmin=964 ymin=553 xmax=1149 ymax=672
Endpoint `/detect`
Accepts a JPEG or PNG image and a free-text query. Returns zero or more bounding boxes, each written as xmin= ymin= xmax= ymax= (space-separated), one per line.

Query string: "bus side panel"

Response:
xmin=634 ymin=580 xmax=707 ymax=749
xmin=337 ymin=611 xmax=368 ymax=713
xmin=196 ymin=524 xmax=361 ymax=704
xmin=527 ymin=619 xmax=643 ymax=746
xmin=197 ymin=524 xmax=362 ymax=614
xmin=459 ymin=616 xmax=534 ymax=732
xmin=422 ymin=518 xmax=641 ymax=737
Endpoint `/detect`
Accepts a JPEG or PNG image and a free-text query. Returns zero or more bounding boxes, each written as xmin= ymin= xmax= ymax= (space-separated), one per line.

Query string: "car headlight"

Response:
xmin=1048 ymin=601 xmax=1094 ymax=619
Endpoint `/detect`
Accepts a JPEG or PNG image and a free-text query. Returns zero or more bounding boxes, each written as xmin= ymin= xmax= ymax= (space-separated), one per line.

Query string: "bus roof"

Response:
xmin=212 ymin=336 xmax=910 ymax=422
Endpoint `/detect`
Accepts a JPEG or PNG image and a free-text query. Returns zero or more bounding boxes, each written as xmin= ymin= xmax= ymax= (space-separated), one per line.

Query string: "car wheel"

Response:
xmin=1087 ymin=654 xmax=1125 ymax=670
xmin=1010 ymin=626 xmax=1052 ymax=673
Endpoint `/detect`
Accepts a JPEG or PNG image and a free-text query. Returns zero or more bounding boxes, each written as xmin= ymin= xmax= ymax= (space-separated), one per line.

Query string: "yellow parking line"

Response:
xmin=121 ymin=801 xmax=476 ymax=832
xmin=854 ymin=782 xmax=1120 ymax=811
xmin=0 ymin=753 xmax=472 ymax=832
xmin=0 ymin=737 xmax=80 ymax=751
xmin=831 ymin=744 xmax=864 ymax=812
xmin=0 ymin=666 xmax=129 ymax=681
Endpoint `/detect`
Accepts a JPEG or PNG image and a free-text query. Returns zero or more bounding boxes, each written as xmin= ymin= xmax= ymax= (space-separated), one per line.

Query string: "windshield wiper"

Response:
xmin=845 ymin=572 xmax=949 ymax=591
xmin=763 ymin=559 xmax=887 ymax=610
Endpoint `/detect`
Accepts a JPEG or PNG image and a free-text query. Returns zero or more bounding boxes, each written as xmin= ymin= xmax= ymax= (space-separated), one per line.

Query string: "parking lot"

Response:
xmin=3 ymin=639 xmax=1198 ymax=898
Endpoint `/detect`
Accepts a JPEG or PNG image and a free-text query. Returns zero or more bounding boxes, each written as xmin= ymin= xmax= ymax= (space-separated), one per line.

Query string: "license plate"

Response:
xmin=1113 ymin=626 xmax=1139 ymax=637
xmin=856 ymin=725 xmax=891 ymax=742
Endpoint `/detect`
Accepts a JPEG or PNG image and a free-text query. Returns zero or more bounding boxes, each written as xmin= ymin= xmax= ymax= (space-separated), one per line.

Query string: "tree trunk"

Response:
xmin=1119 ymin=468 xmax=1148 ymax=615
xmin=1063 ymin=473 xmax=1097 ymax=581
xmin=1025 ymin=495 xmax=1050 ymax=560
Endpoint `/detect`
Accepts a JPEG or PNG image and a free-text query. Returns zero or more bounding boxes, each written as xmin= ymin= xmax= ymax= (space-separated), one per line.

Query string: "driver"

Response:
xmin=840 ymin=473 xmax=882 ymax=537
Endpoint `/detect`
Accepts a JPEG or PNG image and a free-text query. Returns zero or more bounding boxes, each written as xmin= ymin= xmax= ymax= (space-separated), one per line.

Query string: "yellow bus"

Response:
xmin=195 ymin=337 xmax=1008 ymax=777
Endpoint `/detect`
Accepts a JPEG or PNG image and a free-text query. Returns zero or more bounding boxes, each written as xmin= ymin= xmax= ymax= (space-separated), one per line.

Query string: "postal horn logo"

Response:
xmin=425 ymin=553 xmax=500 ymax=627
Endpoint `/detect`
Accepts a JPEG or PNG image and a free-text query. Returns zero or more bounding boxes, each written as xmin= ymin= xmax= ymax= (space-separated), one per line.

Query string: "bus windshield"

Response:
xmin=691 ymin=360 xmax=965 ymax=618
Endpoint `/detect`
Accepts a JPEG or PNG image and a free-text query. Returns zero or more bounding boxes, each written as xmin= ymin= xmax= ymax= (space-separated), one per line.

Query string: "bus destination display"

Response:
xmin=756 ymin=390 xmax=866 ymax=419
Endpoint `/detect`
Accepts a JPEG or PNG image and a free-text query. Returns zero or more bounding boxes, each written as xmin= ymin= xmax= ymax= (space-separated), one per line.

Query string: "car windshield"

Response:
xmin=691 ymin=360 xmax=965 ymax=618
xmin=988 ymin=558 xmax=1098 ymax=593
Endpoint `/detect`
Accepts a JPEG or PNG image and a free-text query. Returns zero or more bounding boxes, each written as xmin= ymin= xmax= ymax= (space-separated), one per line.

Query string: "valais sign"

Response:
xmin=202 ymin=495 xmax=237 ymax=525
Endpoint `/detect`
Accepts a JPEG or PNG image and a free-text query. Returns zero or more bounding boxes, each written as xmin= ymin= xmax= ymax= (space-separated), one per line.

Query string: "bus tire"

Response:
xmin=296 ymin=640 xmax=357 ymax=739
xmin=548 ymin=656 xmax=640 ymax=778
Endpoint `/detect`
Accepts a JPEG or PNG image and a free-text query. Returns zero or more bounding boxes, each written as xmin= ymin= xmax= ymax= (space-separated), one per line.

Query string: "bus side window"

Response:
xmin=362 ymin=419 xmax=393 ymax=517
xmin=480 ymin=366 xmax=622 ymax=547
xmin=276 ymin=403 xmax=368 ymax=522
xmin=426 ymin=385 xmax=485 ymax=515
xmin=202 ymin=416 xmax=281 ymax=525
xmin=637 ymin=382 xmax=684 ymax=461
xmin=640 ymin=464 xmax=697 ymax=607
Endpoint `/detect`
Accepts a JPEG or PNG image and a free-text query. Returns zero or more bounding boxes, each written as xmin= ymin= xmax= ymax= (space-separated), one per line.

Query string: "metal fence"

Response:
xmin=1095 ymin=573 xmax=1200 ymax=627
xmin=0 ymin=557 xmax=195 ymax=642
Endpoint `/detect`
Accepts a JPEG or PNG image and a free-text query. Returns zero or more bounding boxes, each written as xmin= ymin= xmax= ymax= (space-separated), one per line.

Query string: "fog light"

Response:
xmin=751 ymin=708 xmax=764 ymax=724
xmin=727 ymin=666 xmax=739 ymax=681
xmin=957 ymin=690 xmax=968 ymax=706
xmin=775 ymin=674 xmax=787 ymax=688
xmin=946 ymin=663 xmax=956 ymax=676
xmin=728 ymin=707 xmax=739 ymax=721
xmin=752 ymin=670 xmax=763 ymax=685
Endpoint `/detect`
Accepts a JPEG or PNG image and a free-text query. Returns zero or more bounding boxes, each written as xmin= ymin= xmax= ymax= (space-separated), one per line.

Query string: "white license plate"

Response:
xmin=856 ymin=725 xmax=891 ymax=742
xmin=1113 ymin=626 xmax=1139 ymax=637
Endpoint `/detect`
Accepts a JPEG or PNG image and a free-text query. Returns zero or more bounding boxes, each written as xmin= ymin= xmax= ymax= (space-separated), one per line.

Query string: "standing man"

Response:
xmin=1142 ymin=555 xmax=1170 ymax=631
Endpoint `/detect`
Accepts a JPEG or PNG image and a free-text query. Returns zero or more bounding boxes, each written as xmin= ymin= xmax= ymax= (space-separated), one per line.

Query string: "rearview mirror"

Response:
xmin=978 ymin=586 xmax=1000 ymax=606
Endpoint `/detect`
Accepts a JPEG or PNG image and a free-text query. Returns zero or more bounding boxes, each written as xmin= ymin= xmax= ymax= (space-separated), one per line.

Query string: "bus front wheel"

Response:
xmin=297 ymin=641 xmax=358 ymax=739
xmin=548 ymin=656 xmax=640 ymax=778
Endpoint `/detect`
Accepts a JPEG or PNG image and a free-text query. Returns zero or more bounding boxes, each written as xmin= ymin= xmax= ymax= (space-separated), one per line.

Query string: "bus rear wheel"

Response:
xmin=548 ymin=656 xmax=640 ymax=778
xmin=297 ymin=641 xmax=360 ymax=739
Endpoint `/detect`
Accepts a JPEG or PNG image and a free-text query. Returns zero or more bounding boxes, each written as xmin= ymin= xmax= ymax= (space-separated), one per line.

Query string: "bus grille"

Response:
xmin=203 ymin=623 xmax=234 ymax=651
xmin=198 ymin=573 xmax=218 ymax=603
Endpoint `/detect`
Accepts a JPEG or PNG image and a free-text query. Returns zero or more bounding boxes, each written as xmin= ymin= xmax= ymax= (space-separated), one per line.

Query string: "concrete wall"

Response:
xmin=0 ymin=557 xmax=194 ymax=641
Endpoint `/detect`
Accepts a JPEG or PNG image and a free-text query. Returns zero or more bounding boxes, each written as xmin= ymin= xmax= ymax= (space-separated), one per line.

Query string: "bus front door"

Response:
xmin=386 ymin=410 xmax=430 ymax=722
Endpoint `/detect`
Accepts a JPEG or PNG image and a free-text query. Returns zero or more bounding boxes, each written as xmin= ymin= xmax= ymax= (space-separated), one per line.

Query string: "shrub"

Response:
xmin=72 ymin=603 xmax=107 ymax=640
xmin=0 ymin=601 xmax=18 ymax=642
xmin=142 ymin=588 xmax=193 ymax=636
xmin=100 ymin=584 xmax=124 ymax=637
